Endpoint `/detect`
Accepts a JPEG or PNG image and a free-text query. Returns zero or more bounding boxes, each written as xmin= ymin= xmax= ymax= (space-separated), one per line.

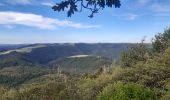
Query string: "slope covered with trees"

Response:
xmin=49 ymin=56 xmax=112 ymax=74
xmin=0 ymin=43 xmax=130 ymax=64
xmin=0 ymin=28 xmax=170 ymax=100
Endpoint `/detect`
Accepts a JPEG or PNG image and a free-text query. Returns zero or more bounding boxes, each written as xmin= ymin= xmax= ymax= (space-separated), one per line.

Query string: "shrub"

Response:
xmin=120 ymin=42 xmax=148 ymax=67
xmin=152 ymin=28 xmax=170 ymax=53
xmin=97 ymin=82 xmax=159 ymax=100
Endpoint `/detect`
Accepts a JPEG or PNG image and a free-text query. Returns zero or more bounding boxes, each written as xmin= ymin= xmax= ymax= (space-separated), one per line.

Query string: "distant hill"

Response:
xmin=0 ymin=43 xmax=151 ymax=87
xmin=0 ymin=44 xmax=28 ymax=52
xmin=0 ymin=43 xmax=130 ymax=64
xmin=0 ymin=55 xmax=112 ymax=87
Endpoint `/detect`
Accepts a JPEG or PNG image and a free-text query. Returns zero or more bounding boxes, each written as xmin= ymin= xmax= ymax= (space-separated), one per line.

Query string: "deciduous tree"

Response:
xmin=52 ymin=0 xmax=121 ymax=18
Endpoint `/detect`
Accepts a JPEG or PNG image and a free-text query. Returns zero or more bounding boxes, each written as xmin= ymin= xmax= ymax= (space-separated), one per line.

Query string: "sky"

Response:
xmin=0 ymin=0 xmax=170 ymax=44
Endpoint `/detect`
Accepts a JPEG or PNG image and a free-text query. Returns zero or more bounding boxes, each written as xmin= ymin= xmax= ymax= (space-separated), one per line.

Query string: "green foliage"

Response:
xmin=52 ymin=0 xmax=121 ymax=18
xmin=152 ymin=28 xmax=170 ymax=53
xmin=0 ymin=34 xmax=170 ymax=100
xmin=97 ymin=82 xmax=159 ymax=100
xmin=0 ymin=86 xmax=8 ymax=99
xmin=116 ymin=48 xmax=170 ymax=89
xmin=77 ymin=73 xmax=112 ymax=100
xmin=120 ymin=42 xmax=149 ymax=67
xmin=49 ymin=56 xmax=112 ymax=74
xmin=10 ymin=79 xmax=83 ymax=100
xmin=15 ymin=81 xmax=66 ymax=100
xmin=0 ymin=66 xmax=50 ymax=87
xmin=0 ymin=53 xmax=33 ymax=69
xmin=161 ymin=81 xmax=170 ymax=100
xmin=0 ymin=43 xmax=148 ymax=64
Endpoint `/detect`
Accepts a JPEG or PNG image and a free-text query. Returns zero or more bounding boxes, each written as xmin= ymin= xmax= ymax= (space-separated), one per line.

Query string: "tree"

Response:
xmin=97 ymin=83 xmax=158 ymax=100
xmin=120 ymin=41 xmax=149 ymax=67
xmin=152 ymin=28 xmax=170 ymax=53
xmin=52 ymin=0 xmax=121 ymax=18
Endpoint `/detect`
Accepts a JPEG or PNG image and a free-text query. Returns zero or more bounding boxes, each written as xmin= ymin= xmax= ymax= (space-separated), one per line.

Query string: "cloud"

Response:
xmin=41 ymin=2 xmax=54 ymax=7
xmin=0 ymin=11 xmax=101 ymax=30
xmin=136 ymin=0 xmax=170 ymax=13
xmin=138 ymin=0 xmax=151 ymax=5
xmin=113 ymin=13 xmax=139 ymax=20
xmin=67 ymin=23 xmax=101 ymax=29
xmin=150 ymin=3 xmax=170 ymax=13
xmin=0 ymin=0 xmax=55 ymax=7
xmin=4 ymin=0 xmax=31 ymax=5
xmin=126 ymin=14 xmax=139 ymax=20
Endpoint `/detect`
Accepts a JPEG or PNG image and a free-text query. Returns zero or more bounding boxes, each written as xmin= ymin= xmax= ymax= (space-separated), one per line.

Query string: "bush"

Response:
xmin=120 ymin=42 xmax=148 ymax=67
xmin=97 ymin=82 xmax=159 ymax=100
xmin=152 ymin=28 xmax=170 ymax=53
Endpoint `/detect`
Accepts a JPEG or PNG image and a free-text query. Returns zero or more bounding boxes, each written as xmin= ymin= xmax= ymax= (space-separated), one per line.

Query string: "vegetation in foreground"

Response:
xmin=0 ymin=28 xmax=170 ymax=100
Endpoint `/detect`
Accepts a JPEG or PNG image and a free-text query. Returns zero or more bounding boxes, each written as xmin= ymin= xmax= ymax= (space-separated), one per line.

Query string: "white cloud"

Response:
xmin=126 ymin=14 xmax=139 ymax=20
xmin=66 ymin=23 xmax=101 ymax=29
xmin=4 ymin=0 xmax=31 ymax=5
xmin=136 ymin=0 xmax=170 ymax=13
xmin=113 ymin=13 xmax=139 ymax=20
xmin=0 ymin=11 xmax=101 ymax=30
xmin=1 ymin=0 xmax=55 ymax=7
xmin=150 ymin=3 xmax=170 ymax=13
xmin=41 ymin=2 xmax=54 ymax=7
xmin=137 ymin=0 xmax=152 ymax=5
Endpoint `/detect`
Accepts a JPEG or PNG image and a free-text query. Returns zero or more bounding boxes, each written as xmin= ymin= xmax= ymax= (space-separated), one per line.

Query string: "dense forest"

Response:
xmin=0 ymin=28 xmax=169 ymax=100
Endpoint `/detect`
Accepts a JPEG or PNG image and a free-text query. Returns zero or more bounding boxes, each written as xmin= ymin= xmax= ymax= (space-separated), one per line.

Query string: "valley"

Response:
xmin=0 ymin=43 xmax=129 ymax=88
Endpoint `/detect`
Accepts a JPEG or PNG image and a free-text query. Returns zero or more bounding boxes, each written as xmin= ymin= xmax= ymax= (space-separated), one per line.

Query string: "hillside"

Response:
xmin=0 ymin=66 xmax=51 ymax=87
xmin=0 ymin=43 xmax=125 ymax=87
xmin=0 ymin=41 xmax=169 ymax=100
xmin=0 ymin=44 xmax=28 ymax=52
xmin=0 ymin=43 xmax=131 ymax=64
xmin=48 ymin=56 xmax=112 ymax=74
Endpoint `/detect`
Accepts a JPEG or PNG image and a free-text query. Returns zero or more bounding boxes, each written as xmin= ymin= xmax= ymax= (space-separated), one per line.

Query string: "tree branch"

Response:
xmin=52 ymin=0 xmax=121 ymax=18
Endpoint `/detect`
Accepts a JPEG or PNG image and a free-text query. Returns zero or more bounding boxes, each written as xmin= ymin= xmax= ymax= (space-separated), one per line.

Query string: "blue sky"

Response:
xmin=0 ymin=0 xmax=170 ymax=44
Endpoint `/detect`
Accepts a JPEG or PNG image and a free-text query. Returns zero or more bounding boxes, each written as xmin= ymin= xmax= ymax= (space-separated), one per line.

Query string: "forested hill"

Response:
xmin=0 ymin=44 xmax=28 ymax=52
xmin=0 ymin=43 xmax=134 ymax=64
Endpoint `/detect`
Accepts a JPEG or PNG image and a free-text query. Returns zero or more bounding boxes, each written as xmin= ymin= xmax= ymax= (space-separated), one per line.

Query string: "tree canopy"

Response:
xmin=52 ymin=0 xmax=121 ymax=18
xmin=152 ymin=28 xmax=170 ymax=53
